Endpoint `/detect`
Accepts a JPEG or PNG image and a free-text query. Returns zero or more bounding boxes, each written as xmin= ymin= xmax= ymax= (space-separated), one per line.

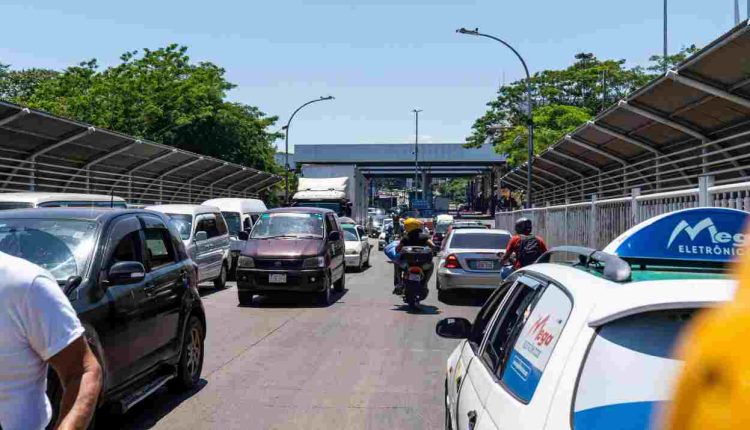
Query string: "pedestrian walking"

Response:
xmin=0 ymin=251 xmax=101 ymax=430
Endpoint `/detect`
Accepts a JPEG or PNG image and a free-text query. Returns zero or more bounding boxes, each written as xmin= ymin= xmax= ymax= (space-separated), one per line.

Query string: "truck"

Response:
xmin=293 ymin=164 xmax=367 ymax=226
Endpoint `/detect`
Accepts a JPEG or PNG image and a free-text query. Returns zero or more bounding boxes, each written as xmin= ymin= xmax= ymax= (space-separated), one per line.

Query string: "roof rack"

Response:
xmin=537 ymin=246 xmax=632 ymax=283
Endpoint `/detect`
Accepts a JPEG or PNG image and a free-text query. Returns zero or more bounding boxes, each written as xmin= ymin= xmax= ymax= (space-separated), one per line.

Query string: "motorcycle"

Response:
xmin=396 ymin=245 xmax=433 ymax=309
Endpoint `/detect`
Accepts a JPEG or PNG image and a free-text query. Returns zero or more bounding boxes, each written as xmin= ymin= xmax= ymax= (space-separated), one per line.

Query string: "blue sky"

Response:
xmin=0 ymin=0 xmax=743 ymax=152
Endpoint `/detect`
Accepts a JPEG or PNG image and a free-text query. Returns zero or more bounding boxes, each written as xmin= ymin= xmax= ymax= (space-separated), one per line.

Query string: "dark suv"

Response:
xmin=0 ymin=208 xmax=206 ymax=421
xmin=236 ymin=207 xmax=345 ymax=306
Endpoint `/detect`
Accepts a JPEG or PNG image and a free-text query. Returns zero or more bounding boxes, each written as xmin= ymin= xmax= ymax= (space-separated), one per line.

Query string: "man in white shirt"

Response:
xmin=0 ymin=252 xmax=101 ymax=430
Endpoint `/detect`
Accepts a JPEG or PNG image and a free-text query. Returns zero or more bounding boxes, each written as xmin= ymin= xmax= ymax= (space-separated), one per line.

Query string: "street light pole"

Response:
xmin=283 ymin=96 xmax=335 ymax=205
xmin=664 ymin=0 xmax=668 ymax=73
xmin=457 ymin=27 xmax=534 ymax=208
xmin=413 ymin=109 xmax=422 ymax=203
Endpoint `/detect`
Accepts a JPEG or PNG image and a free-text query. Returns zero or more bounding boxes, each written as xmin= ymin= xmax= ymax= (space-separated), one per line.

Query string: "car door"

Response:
xmin=481 ymin=279 xmax=574 ymax=430
xmin=357 ymin=226 xmax=369 ymax=261
xmin=194 ymin=214 xmax=221 ymax=280
xmin=447 ymin=280 xmax=514 ymax=429
xmin=456 ymin=276 xmax=543 ymax=430
xmin=94 ymin=215 xmax=151 ymax=389
xmin=139 ymin=214 xmax=186 ymax=364
xmin=326 ymin=214 xmax=344 ymax=280
xmin=192 ymin=214 xmax=210 ymax=281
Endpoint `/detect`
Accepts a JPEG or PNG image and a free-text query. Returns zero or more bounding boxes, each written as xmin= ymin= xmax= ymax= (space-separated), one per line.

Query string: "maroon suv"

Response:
xmin=236 ymin=207 xmax=346 ymax=306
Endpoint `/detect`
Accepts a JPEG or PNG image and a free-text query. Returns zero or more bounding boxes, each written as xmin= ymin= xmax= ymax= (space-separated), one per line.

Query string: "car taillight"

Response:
xmin=408 ymin=266 xmax=422 ymax=274
xmin=444 ymin=254 xmax=461 ymax=269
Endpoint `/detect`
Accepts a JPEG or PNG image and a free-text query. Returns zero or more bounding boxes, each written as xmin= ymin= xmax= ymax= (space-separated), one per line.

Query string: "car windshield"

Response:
xmin=166 ymin=213 xmax=193 ymax=240
xmin=221 ymin=211 xmax=242 ymax=236
xmin=573 ymin=309 xmax=694 ymax=429
xmin=0 ymin=218 xmax=97 ymax=281
xmin=435 ymin=222 xmax=451 ymax=234
xmin=250 ymin=212 xmax=324 ymax=239
xmin=342 ymin=224 xmax=358 ymax=241
xmin=449 ymin=233 xmax=510 ymax=249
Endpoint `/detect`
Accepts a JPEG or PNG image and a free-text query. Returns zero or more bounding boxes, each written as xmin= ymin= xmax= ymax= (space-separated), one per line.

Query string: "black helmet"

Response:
xmin=515 ymin=217 xmax=532 ymax=235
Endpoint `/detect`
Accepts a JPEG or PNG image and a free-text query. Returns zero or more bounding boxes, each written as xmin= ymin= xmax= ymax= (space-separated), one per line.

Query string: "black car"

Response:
xmin=0 ymin=208 xmax=206 ymax=422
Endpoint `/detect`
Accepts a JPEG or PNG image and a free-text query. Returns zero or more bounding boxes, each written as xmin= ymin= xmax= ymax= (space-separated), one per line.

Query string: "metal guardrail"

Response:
xmin=495 ymin=176 xmax=750 ymax=249
xmin=0 ymin=156 xmax=267 ymax=205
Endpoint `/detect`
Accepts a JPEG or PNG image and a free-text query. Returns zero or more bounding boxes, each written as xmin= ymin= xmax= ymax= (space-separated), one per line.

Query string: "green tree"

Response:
xmin=437 ymin=178 xmax=469 ymax=203
xmin=25 ymin=45 xmax=281 ymax=173
xmin=466 ymin=47 xmax=698 ymax=168
xmin=0 ymin=64 xmax=58 ymax=102
xmin=647 ymin=44 xmax=700 ymax=74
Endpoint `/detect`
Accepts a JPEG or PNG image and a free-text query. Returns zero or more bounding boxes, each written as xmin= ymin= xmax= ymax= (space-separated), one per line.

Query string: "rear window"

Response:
xmin=0 ymin=202 xmax=33 ymax=210
xmin=573 ymin=309 xmax=694 ymax=430
xmin=449 ymin=233 xmax=510 ymax=249
xmin=221 ymin=211 xmax=241 ymax=236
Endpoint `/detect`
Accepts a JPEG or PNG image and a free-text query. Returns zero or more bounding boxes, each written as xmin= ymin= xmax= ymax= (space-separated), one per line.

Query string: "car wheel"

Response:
xmin=213 ymin=263 xmax=227 ymax=289
xmin=169 ymin=316 xmax=204 ymax=392
xmin=333 ymin=270 xmax=345 ymax=292
xmin=238 ymin=292 xmax=254 ymax=306
xmin=364 ymin=251 xmax=370 ymax=267
xmin=357 ymin=255 xmax=364 ymax=272
xmin=317 ymin=280 xmax=332 ymax=305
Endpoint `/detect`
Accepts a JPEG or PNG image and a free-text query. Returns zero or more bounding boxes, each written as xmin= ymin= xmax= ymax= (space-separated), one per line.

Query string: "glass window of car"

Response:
xmin=468 ymin=277 xmax=516 ymax=352
xmin=0 ymin=202 xmax=33 ymax=210
xmin=0 ymin=218 xmax=97 ymax=281
xmin=105 ymin=216 xmax=143 ymax=268
xmin=197 ymin=214 xmax=221 ymax=238
xmin=144 ymin=228 xmax=177 ymax=269
xmin=221 ymin=211 xmax=241 ymax=236
xmin=324 ymin=215 xmax=336 ymax=236
xmin=573 ymin=309 xmax=692 ymax=429
xmin=449 ymin=232 xmax=511 ymax=249
xmin=165 ymin=213 xmax=192 ymax=240
xmin=435 ymin=222 xmax=451 ymax=234
xmin=215 ymin=213 xmax=228 ymax=235
xmin=250 ymin=212 xmax=325 ymax=239
xmin=342 ymin=224 xmax=358 ymax=241
xmin=357 ymin=226 xmax=367 ymax=240
xmin=499 ymin=283 xmax=572 ymax=403
xmin=481 ymin=278 xmax=542 ymax=374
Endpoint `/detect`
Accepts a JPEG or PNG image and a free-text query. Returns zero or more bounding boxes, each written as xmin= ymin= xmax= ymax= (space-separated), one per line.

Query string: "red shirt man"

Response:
xmin=500 ymin=234 xmax=548 ymax=269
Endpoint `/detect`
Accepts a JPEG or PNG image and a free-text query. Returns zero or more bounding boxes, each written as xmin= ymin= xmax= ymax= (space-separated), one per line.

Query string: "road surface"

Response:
xmin=115 ymin=241 xmax=486 ymax=429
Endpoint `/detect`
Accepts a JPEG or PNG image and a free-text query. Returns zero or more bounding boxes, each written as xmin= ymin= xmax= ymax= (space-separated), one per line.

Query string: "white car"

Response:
xmin=342 ymin=223 xmax=371 ymax=271
xmin=438 ymin=207 xmax=745 ymax=430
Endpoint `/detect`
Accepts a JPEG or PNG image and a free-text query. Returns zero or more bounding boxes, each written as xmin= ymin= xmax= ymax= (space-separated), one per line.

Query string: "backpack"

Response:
xmin=517 ymin=235 xmax=542 ymax=267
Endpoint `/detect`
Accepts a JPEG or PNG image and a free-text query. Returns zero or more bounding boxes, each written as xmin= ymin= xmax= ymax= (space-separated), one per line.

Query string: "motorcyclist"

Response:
xmin=393 ymin=218 xmax=436 ymax=292
xmin=499 ymin=217 xmax=548 ymax=269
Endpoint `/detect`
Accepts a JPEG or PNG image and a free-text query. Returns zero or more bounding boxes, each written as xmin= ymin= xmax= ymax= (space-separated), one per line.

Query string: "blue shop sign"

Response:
xmin=603 ymin=208 xmax=748 ymax=265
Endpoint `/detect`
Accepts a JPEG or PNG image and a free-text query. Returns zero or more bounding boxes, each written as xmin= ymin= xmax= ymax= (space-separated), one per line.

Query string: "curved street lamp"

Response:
xmin=457 ymin=27 xmax=534 ymax=208
xmin=282 ymin=96 xmax=335 ymax=204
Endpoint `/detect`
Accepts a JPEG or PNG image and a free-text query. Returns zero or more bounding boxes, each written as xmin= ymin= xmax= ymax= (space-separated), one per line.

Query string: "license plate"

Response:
xmin=408 ymin=273 xmax=421 ymax=281
xmin=269 ymin=274 xmax=287 ymax=283
xmin=476 ymin=260 xmax=495 ymax=270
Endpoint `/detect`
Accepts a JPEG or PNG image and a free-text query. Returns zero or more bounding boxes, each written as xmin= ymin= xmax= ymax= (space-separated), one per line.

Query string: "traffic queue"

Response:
xmin=437 ymin=207 xmax=746 ymax=430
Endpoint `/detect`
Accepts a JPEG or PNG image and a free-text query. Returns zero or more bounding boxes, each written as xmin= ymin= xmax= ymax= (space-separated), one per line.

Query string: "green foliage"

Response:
xmin=12 ymin=44 xmax=280 ymax=173
xmin=466 ymin=46 xmax=698 ymax=168
xmin=437 ymin=178 xmax=469 ymax=203
xmin=647 ymin=44 xmax=700 ymax=74
xmin=0 ymin=64 xmax=58 ymax=102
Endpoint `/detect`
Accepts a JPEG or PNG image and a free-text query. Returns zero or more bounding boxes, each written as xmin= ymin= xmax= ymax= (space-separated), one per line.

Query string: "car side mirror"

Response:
xmin=194 ymin=231 xmax=208 ymax=242
xmin=107 ymin=261 xmax=146 ymax=286
xmin=328 ymin=231 xmax=341 ymax=241
xmin=238 ymin=231 xmax=249 ymax=241
xmin=435 ymin=317 xmax=472 ymax=339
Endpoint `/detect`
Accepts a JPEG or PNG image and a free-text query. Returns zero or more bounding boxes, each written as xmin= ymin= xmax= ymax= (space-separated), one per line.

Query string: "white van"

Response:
xmin=0 ymin=192 xmax=127 ymax=210
xmin=147 ymin=204 xmax=231 ymax=289
xmin=202 ymin=198 xmax=267 ymax=274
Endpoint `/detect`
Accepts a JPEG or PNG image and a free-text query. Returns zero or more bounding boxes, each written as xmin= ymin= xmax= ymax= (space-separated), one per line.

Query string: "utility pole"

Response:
xmin=413 ymin=109 xmax=422 ymax=205
xmin=663 ymin=0 xmax=668 ymax=73
xmin=735 ymin=0 xmax=741 ymax=25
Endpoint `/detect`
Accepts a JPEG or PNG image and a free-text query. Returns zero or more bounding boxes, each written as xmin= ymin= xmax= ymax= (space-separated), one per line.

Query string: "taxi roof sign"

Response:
xmin=603 ymin=208 xmax=748 ymax=268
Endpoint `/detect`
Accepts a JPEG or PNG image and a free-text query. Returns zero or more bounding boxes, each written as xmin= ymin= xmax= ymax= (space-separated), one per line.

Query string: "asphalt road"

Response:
xmin=115 ymin=241 xmax=488 ymax=430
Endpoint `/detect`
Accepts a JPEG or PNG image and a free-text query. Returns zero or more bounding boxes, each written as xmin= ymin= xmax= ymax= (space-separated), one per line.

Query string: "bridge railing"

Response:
xmin=495 ymin=176 xmax=749 ymax=249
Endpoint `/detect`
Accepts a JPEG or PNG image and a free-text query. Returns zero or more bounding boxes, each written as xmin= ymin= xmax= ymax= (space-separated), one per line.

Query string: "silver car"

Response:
xmin=436 ymin=228 xmax=511 ymax=300
xmin=147 ymin=204 xmax=231 ymax=288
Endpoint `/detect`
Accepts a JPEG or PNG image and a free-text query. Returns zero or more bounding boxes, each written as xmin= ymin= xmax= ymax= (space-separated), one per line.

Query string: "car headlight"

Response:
xmin=238 ymin=256 xmax=254 ymax=268
xmin=302 ymin=256 xmax=325 ymax=269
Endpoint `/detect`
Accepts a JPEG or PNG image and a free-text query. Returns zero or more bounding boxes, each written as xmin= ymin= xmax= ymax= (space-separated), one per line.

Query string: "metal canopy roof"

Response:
xmin=502 ymin=21 xmax=750 ymax=204
xmin=0 ymin=100 xmax=281 ymax=204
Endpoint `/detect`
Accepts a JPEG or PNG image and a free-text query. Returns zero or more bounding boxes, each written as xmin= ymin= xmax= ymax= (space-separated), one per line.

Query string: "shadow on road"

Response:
xmin=198 ymin=285 xmax=228 ymax=298
xmin=105 ymin=379 xmax=208 ymax=429
xmin=238 ymin=288 xmax=349 ymax=309
xmin=438 ymin=290 xmax=491 ymax=307
xmin=391 ymin=304 xmax=441 ymax=315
